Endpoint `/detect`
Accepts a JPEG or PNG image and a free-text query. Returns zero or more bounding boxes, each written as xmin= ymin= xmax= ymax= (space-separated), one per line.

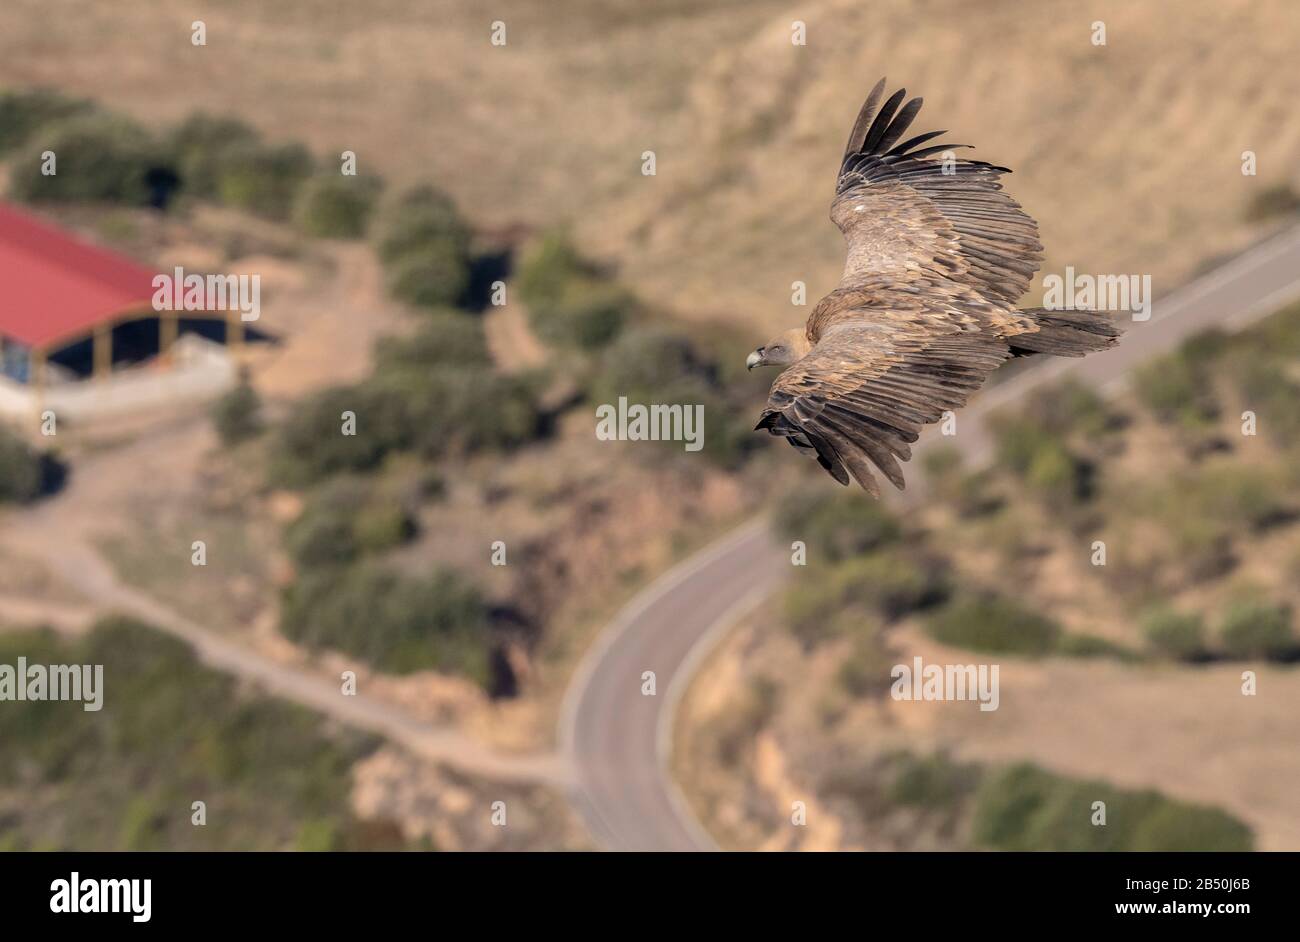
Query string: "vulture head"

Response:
xmin=746 ymin=328 xmax=813 ymax=370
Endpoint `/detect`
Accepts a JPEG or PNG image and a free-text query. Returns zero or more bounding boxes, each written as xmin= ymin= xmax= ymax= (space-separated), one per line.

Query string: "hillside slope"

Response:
xmin=3 ymin=0 xmax=1297 ymax=334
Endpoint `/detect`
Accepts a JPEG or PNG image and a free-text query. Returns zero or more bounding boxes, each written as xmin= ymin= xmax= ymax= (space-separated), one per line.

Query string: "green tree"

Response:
xmin=515 ymin=230 xmax=591 ymax=307
xmin=1140 ymin=608 xmax=1206 ymax=660
xmin=293 ymin=173 xmax=384 ymax=238
xmin=0 ymin=87 xmax=96 ymax=156
xmin=774 ymin=489 xmax=900 ymax=562
xmin=1218 ymin=595 xmax=1295 ymax=660
xmin=211 ymin=380 xmax=263 ymax=446
xmin=0 ymin=425 xmax=43 ymax=503
xmin=280 ymin=564 xmax=490 ymax=679
xmin=925 ymin=595 xmax=1060 ymax=656
xmin=373 ymin=184 xmax=471 ymax=265
xmin=382 ymin=241 xmax=470 ymax=310
xmin=9 ymin=114 xmax=160 ymax=205
xmin=215 ymin=140 xmax=316 ymax=220
xmin=165 ymin=111 xmax=262 ymax=199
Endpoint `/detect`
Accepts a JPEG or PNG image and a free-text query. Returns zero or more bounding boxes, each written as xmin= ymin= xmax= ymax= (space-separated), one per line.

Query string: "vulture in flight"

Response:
xmin=748 ymin=79 xmax=1121 ymax=495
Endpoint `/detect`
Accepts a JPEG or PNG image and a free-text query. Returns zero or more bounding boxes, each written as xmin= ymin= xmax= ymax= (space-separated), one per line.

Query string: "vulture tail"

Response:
xmin=1010 ymin=308 xmax=1124 ymax=358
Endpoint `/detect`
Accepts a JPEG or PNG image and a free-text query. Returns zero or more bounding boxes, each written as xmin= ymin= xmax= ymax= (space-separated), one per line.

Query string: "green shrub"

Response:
xmin=373 ymin=311 xmax=491 ymax=373
xmin=992 ymin=419 xmax=1042 ymax=476
xmin=400 ymin=369 xmax=539 ymax=457
xmin=783 ymin=582 xmax=847 ymax=647
xmin=588 ymin=326 xmax=712 ymax=404
xmin=1245 ymin=182 xmax=1300 ymax=223
xmin=1141 ymin=608 xmax=1206 ymax=660
xmin=515 ymin=231 xmax=630 ymax=352
xmin=1133 ymin=348 xmax=1220 ymax=431
xmin=1228 ymin=359 xmax=1300 ymax=442
xmin=516 ymin=230 xmax=592 ymax=307
xmin=215 ymin=140 xmax=315 ymax=220
xmin=1026 ymin=380 xmax=1119 ymax=439
xmin=773 ymin=489 xmax=900 ymax=562
xmin=0 ymin=87 xmax=96 ymax=155
xmin=286 ymin=498 xmax=360 ymax=569
xmin=293 ymin=173 xmax=383 ymax=238
xmin=885 ymin=751 xmax=978 ymax=810
xmin=1024 ymin=439 xmax=1080 ymax=500
xmin=0 ymin=425 xmax=43 ymax=503
xmin=1218 ymin=595 xmax=1295 ymax=659
xmin=371 ymin=185 xmax=472 ymax=309
xmin=8 ymin=114 xmax=160 ymax=205
xmin=839 ymin=551 xmax=951 ymax=621
xmin=165 ymin=112 xmax=262 ymax=199
xmin=1127 ymin=800 xmax=1256 ymax=852
xmin=1057 ymin=632 xmax=1135 ymax=660
xmin=375 ymin=316 xmax=541 ymax=453
xmin=280 ymin=564 xmax=490 ymax=679
xmin=352 ymin=501 xmax=416 ymax=554
xmin=991 ymin=414 xmax=1089 ymax=503
xmin=0 ymin=617 xmax=389 ymax=850
xmin=273 ymin=321 xmax=539 ymax=486
xmin=373 ymin=184 xmax=470 ymax=265
xmin=285 ymin=479 xmax=416 ymax=570
xmin=270 ymin=384 xmax=410 ymax=486
xmin=784 ymin=549 xmax=948 ymax=644
xmin=584 ymin=325 xmax=754 ymax=467
xmin=210 ymin=380 xmax=263 ymax=445
xmin=925 ymin=595 xmax=1060 ymax=656
xmin=382 ymin=242 xmax=470 ymax=310
xmin=529 ymin=282 xmax=631 ymax=351
xmin=971 ymin=763 xmax=1252 ymax=851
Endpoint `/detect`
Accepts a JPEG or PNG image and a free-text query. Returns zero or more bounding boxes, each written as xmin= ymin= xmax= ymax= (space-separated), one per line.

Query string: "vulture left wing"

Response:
xmin=756 ymin=292 xmax=1011 ymax=495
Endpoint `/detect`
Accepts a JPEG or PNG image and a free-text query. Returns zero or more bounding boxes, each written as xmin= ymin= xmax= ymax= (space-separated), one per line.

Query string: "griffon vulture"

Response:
xmin=748 ymin=79 xmax=1121 ymax=495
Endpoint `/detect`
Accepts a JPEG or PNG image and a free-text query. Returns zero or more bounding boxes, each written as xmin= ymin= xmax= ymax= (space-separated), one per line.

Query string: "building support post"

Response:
xmin=160 ymin=311 xmax=178 ymax=364
xmin=30 ymin=347 xmax=46 ymax=424
xmin=31 ymin=347 xmax=46 ymax=391
xmin=227 ymin=311 xmax=244 ymax=357
xmin=93 ymin=323 xmax=112 ymax=381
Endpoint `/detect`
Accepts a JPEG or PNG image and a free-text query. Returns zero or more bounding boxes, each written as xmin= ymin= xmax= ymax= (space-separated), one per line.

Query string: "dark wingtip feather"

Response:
xmin=873 ymin=96 xmax=923 ymax=155
xmin=885 ymin=128 xmax=946 ymax=158
xmin=861 ymin=88 xmax=908 ymax=153
xmin=841 ymin=77 xmax=888 ymax=163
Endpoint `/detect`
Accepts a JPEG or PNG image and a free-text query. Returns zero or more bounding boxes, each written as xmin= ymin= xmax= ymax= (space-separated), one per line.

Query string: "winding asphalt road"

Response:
xmin=559 ymin=222 xmax=1300 ymax=851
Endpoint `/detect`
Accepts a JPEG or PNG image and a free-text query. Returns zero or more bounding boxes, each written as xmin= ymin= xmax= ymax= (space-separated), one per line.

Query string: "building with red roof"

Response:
xmin=0 ymin=202 xmax=244 ymax=421
xmin=0 ymin=201 xmax=158 ymax=351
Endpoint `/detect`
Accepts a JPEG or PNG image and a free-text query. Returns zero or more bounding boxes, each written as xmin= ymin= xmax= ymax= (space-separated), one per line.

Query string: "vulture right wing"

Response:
xmin=832 ymin=78 xmax=1044 ymax=309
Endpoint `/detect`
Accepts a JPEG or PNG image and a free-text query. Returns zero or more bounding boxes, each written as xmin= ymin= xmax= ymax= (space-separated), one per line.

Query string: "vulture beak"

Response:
xmin=746 ymin=348 xmax=764 ymax=370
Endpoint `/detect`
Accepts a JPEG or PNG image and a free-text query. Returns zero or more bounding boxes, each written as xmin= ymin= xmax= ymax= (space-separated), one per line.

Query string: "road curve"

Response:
xmin=560 ymin=222 xmax=1300 ymax=851
xmin=559 ymin=520 xmax=788 ymax=850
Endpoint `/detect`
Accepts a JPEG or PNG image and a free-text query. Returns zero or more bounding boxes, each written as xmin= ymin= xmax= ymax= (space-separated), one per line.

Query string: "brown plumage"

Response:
xmin=749 ymin=78 xmax=1122 ymax=495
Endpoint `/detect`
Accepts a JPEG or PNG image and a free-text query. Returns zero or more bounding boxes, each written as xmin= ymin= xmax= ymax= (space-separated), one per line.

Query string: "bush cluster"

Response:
xmin=270 ymin=313 xmax=539 ymax=487
xmin=0 ymin=425 xmax=44 ymax=503
xmin=516 ymin=232 xmax=629 ymax=351
xmin=972 ymin=763 xmax=1252 ymax=851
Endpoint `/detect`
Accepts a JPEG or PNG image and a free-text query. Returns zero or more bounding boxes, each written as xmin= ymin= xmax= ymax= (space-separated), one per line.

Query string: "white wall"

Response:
xmin=0 ymin=336 xmax=237 ymax=424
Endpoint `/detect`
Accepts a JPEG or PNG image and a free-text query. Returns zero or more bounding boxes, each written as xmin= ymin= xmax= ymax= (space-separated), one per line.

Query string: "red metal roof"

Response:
xmin=0 ymin=201 xmax=157 ymax=349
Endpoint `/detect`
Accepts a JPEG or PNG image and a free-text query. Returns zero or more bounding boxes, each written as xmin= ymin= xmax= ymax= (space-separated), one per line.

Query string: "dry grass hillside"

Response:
xmin=3 ymin=0 xmax=1298 ymax=336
